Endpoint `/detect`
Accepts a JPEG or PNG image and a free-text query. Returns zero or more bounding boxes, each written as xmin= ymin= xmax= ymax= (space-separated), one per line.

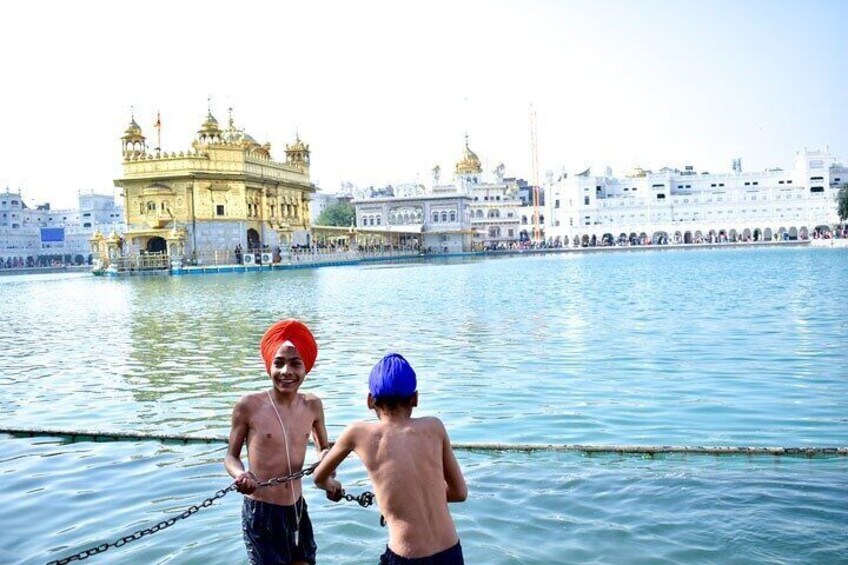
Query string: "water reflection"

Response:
xmin=0 ymin=249 xmax=846 ymax=444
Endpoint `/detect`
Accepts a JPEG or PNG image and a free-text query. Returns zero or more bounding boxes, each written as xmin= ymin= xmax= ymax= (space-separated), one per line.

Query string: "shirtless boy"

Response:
xmin=314 ymin=353 xmax=468 ymax=564
xmin=224 ymin=319 xmax=339 ymax=565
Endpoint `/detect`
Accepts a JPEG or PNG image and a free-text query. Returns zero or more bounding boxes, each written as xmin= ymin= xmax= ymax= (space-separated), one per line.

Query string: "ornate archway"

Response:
xmin=146 ymin=236 xmax=167 ymax=253
xmin=247 ymin=228 xmax=261 ymax=250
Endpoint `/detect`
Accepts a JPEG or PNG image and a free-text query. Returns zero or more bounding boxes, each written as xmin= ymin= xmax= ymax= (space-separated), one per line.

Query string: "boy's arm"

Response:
xmin=313 ymin=423 xmax=357 ymax=500
xmin=310 ymin=396 xmax=332 ymax=456
xmin=224 ymin=397 xmax=258 ymax=494
xmin=439 ymin=420 xmax=468 ymax=503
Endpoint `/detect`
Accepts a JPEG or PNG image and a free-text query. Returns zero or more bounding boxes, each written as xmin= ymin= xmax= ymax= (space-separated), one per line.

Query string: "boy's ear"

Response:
xmin=367 ymin=393 xmax=376 ymax=410
xmin=411 ymin=391 xmax=419 ymax=407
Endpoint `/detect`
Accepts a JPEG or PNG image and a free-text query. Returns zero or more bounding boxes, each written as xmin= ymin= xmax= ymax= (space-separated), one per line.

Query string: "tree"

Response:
xmin=316 ymin=201 xmax=355 ymax=227
xmin=838 ymin=183 xmax=848 ymax=223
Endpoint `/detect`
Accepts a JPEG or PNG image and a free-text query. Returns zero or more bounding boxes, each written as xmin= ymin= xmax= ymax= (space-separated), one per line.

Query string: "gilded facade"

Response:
xmin=113 ymin=109 xmax=314 ymax=262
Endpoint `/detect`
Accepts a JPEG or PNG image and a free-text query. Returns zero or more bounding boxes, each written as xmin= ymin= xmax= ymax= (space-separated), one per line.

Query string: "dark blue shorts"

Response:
xmin=242 ymin=497 xmax=316 ymax=565
xmin=379 ymin=541 xmax=464 ymax=565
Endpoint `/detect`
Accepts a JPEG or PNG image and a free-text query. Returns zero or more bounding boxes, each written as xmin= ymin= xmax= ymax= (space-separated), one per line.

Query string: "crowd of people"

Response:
xmin=477 ymin=225 xmax=848 ymax=251
xmin=0 ymin=254 xmax=90 ymax=270
xmin=812 ymin=225 xmax=848 ymax=239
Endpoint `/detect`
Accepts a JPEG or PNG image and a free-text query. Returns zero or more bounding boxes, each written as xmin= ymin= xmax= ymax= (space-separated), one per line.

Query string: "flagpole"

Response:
xmin=155 ymin=111 xmax=162 ymax=155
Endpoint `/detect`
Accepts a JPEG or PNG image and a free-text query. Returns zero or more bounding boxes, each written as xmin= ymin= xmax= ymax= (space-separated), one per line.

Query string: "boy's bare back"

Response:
xmin=315 ymin=353 xmax=467 ymax=561
xmin=344 ymin=415 xmax=464 ymax=557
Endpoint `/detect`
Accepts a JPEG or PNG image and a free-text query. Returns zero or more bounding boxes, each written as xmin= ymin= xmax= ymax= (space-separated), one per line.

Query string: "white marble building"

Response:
xmin=443 ymin=140 xmax=524 ymax=247
xmin=354 ymin=186 xmax=473 ymax=253
xmin=0 ymin=190 xmax=123 ymax=265
xmin=353 ymin=138 xmax=527 ymax=250
xmin=545 ymin=148 xmax=846 ymax=246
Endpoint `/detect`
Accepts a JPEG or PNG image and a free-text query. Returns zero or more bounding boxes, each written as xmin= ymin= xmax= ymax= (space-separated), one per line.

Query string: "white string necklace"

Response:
xmin=266 ymin=390 xmax=303 ymax=547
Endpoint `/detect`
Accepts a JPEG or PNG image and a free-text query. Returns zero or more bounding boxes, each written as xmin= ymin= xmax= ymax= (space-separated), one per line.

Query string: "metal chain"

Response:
xmin=46 ymin=463 xmax=319 ymax=565
xmin=340 ymin=490 xmax=384 ymax=527
xmin=342 ymin=490 xmax=376 ymax=507
xmin=255 ymin=461 xmax=318 ymax=489
xmin=45 ymin=484 xmax=235 ymax=565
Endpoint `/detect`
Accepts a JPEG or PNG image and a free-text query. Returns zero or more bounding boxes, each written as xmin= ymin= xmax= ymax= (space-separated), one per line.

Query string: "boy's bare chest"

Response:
xmin=250 ymin=405 xmax=312 ymax=448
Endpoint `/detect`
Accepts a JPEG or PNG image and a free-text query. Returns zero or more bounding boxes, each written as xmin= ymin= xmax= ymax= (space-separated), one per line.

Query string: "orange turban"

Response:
xmin=260 ymin=319 xmax=318 ymax=375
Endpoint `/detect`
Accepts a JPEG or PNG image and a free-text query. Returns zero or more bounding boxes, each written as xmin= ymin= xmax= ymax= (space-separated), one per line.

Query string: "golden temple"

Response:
xmin=107 ymin=108 xmax=314 ymax=261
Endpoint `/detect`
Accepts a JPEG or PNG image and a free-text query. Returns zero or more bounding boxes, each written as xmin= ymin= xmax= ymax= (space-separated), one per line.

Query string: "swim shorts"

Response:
xmin=242 ymin=497 xmax=316 ymax=565
xmin=379 ymin=541 xmax=464 ymax=565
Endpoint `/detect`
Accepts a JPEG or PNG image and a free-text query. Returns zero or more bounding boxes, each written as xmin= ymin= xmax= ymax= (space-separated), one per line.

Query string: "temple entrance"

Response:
xmin=247 ymin=229 xmax=261 ymax=250
xmin=146 ymin=237 xmax=167 ymax=253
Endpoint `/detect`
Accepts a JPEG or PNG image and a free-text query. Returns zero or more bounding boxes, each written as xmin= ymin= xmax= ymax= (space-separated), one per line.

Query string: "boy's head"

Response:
xmin=260 ymin=319 xmax=318 ymax=385
xmin=368 ymin=353 xmax=417 ymax=410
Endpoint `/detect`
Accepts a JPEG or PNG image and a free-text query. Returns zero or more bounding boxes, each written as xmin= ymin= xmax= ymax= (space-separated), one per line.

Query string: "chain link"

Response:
xmin=46 ymin=463 xmax=320 ymax=565
xmin=342 ymin=490 xmax=376 ymax=507
xmin=255 ymin=461 xmax=318 ymax=488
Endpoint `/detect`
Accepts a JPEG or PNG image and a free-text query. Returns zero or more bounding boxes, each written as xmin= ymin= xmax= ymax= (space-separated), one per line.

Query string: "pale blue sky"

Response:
xmin=0 ymin=0 xmax=845 ymax=207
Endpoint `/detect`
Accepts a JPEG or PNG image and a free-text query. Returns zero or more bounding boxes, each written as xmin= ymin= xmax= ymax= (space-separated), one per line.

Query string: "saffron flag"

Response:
xmin=154 ymin=112 xmax=161 ymax=129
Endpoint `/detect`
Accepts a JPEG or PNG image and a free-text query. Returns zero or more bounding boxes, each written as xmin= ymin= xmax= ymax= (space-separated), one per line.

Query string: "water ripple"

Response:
xmin=1 ymin=248 xmax=847 ymax=562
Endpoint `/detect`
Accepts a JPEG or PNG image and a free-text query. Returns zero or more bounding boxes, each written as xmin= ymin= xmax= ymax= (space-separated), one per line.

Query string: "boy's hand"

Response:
xmin=324 ymin=477 xmax=344 ymax=502
xmin=234 ymin=471 xmax=258 ymax=494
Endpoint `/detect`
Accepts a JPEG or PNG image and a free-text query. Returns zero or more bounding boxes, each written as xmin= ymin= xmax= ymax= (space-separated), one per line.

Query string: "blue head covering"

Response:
xmin=369 ymin=353 xmax=417 ymax=399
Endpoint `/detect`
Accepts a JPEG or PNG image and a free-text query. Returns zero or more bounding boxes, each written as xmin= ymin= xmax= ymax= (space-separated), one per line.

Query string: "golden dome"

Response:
xmin=455 ymin=137 xmax=482 ymax=175
xmin=223 ymin=128 xmax=259 ymax=147
xmin=121 ymin=118 xmax=145 ymax=141
xmin=198 ymin=111 xmax=221 ymax=135
xmin=221 ymin=109 xmax=259 ymax=147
